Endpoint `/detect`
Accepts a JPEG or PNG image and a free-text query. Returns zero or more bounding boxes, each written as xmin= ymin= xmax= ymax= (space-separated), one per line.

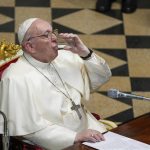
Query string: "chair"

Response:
xmin=0 ymin=40 xmax=22 ymax=79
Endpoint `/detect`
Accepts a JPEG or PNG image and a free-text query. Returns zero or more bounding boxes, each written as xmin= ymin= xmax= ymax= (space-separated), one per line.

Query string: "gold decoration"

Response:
xmin=0 ymin=40 xmax=22 ymax=60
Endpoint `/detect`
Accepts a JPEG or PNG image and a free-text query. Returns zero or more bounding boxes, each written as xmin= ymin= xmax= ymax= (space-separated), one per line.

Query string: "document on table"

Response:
xmin=83 ymin=131 xmax=150 ymax=150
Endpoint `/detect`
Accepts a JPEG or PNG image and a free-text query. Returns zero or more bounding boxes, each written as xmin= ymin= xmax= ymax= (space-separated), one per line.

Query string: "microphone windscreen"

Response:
xmin=107 ymin=89 xmax=118 ymax=98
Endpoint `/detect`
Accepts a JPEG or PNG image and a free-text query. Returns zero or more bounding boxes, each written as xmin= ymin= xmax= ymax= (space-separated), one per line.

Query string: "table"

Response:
xmin=63 ymin=113 xmax=150 ymax=150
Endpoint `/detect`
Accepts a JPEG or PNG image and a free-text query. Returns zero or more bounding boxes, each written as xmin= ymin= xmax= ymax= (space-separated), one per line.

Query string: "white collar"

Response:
xmin=23 ymin=52 xmax=51 ymax=69
xmin=23 ymin=51 xmax=85 ymax=97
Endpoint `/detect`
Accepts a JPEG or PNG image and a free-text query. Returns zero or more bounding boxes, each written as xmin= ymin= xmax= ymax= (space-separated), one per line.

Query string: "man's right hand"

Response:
xmin=74 ymin=129 xmax=105 ymax=143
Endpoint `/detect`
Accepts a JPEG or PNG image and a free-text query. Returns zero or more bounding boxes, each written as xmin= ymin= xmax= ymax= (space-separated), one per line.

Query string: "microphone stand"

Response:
xmin=0 ymin=111 xmax=9 ymax=150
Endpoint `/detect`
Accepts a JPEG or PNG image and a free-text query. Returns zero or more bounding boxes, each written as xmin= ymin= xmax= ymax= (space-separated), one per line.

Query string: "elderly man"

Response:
xmin=0 ymin=18 xmax=111 ymax=150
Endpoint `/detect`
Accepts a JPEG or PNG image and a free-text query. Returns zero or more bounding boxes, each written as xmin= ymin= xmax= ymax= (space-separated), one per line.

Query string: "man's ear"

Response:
xmin=23 ymin=41 xmax=36 ymax=54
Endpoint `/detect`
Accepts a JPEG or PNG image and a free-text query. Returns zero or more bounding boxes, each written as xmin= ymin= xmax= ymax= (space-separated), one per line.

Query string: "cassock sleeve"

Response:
xmin=83 ymin=53 xmax=111 ymax=91
xmin=24 ymin=125 xmax=76 ymax=150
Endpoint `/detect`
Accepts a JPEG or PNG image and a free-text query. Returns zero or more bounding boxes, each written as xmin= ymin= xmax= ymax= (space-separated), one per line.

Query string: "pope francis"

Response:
xmin=0 ymin=18 xmax=111 ymax=150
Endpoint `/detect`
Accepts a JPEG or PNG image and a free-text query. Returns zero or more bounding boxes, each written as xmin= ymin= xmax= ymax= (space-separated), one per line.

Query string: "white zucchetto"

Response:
xmin=18 ymin=18 xmax=38 ymax=44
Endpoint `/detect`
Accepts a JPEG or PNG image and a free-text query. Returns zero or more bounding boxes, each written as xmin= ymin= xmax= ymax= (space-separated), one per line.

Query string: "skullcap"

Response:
xmin=18 ymin=18 xmax=38 ymax=44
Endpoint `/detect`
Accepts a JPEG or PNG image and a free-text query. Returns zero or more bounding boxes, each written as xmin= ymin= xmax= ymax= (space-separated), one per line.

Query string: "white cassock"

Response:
xmin=0 ymin=50 xmax=111 ymax=150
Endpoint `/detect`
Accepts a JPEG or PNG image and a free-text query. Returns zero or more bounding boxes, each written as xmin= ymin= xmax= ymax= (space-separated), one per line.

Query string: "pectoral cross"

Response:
xmin=71 ymin=101 xmax=82 ymax=119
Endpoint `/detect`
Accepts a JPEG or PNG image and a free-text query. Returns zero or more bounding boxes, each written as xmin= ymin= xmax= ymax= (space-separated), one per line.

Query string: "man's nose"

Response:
xmin=51 ymin=33 xmax=57 ymax=40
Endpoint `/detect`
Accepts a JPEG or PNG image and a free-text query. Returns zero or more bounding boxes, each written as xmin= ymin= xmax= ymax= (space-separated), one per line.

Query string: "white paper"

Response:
xmin=83 ymin=131 xmax=150 ymax=150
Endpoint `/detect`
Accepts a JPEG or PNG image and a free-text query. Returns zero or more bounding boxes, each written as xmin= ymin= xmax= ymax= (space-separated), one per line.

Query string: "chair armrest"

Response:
xmin=99 ymin=119 xmax=117 ymax=130
xmin=92 ymin=113 xmax=117 ymax=130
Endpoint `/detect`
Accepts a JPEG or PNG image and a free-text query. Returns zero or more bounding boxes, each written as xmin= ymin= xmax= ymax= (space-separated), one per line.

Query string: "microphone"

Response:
xmin=107 ymin=89 xmax=150 ymax=101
